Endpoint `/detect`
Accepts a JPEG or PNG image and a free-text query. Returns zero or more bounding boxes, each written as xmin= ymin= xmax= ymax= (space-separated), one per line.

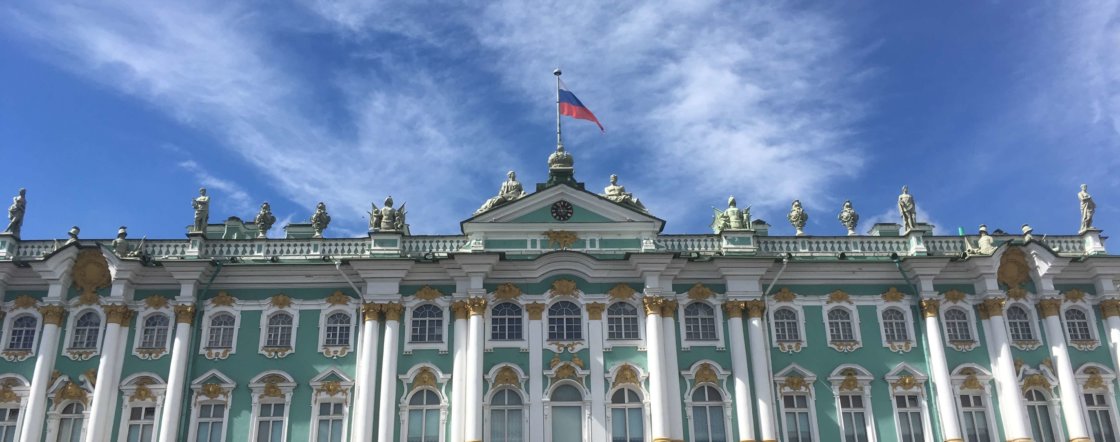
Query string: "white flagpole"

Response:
xmin=554 ymin=68 xmax=563 ymax=149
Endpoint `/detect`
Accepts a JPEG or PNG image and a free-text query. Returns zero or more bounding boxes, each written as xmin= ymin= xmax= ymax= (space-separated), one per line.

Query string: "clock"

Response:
xmin=550 ymin=200 xmax=574 ymax=221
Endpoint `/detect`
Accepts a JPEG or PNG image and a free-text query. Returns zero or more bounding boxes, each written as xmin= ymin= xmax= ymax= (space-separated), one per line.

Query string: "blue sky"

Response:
xmin=1 ymin=1 xmax=1117 ymax=240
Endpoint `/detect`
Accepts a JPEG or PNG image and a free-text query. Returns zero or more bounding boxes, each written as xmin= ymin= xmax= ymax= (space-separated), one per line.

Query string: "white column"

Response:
xmin=20 ymin=306 xmax=65 ymax=442
xmin=587 ymin=303 xmax=608 ymax=441
xmin=376 ymin=303 xmax=403 ymax=442
xmin=527 ymin=303 xmax=545 ymax=442
xmin=1103 ymin=301 xmax=1120 ymax=382
xmin=724 ymin=302 xmax=756 ymax=442
xmin=86 ymin=306 xmax=130 ymax=442
xmin=643 ymin=297 xmax=670 ymax=442
xmin=1038 ymin=299 xmax=1090 ymax=440
xmin=449 ymin=302 xmax=468 ymax=442
xmin=102 ymin=312 xmax=131 ymax=441
xmin=464 ymin=298 xmax=486 ymax=442
xmin=352 ymin=304 xmax=381 ymax=442
xmin=745 ymin=303 xmax=776 ymax=442
xmin=919 ymin=299 xmax=962 ymax=441
xmin=660 ymin=301 xmax=684 ymax=442
xmin=158 ymin=305 xmax=195 ymax=442
xmin=979 ymin=298 xmax=1030 ymax=441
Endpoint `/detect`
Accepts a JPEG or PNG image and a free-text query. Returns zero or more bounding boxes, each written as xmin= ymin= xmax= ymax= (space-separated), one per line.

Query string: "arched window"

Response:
xmin=139 ymin=314 xmax=170 ymax=349
xmin=1006 ymin=305 xmax=1034 ymax=341
xmin=609 ymin=388 xmax=644 ymax=442
xmin=894 ymin=393 xmax=925 ymax=442
xmin=1064 ymin=309 xmax=1093 ymax=341
xmin=548 ymin=301 xmax=582 ymax=341
xmin=1024 ymin=389 xmax=1058 ymax=442
xmin=782 ymin=392 xmax=814 ymax=442
xmin=265 ymin=313 xmax=294 ymax=348
xmin=606 ymin=303 xmax=640 ymax=340
xmin=684 ymin=303 xmax=717 ymax=341
xmin=550 ymin=385 xmax=584 ymax=441
xmin=882 ymin=308 xmax=909 ymax=342
xmin=207 ymin=313 xmax=235 ymax=349
xmin=959 ymin=393 xmax=992 ymax=442
xmin=7 ymin=314 xmax=38 ymax=350
xmin=410 ymin=305 xmax=443 ymax=343
xmin=488 ymin=388 xmax=524 ymax=441
xmin=125 ymin=405 xmax=156 ymax=442
xmin=58 ymin=402 xmax=85 ymax=442
xmin=491 ymin=303 xmax=523 ymax=341
xmin=404 ymin=389 xmax=441 ymax=442
xmin=773 ymin=308 xmax=800 ymax=342
xmin=827 ymin=308 xmax=855 ymax=342
xmin=690 ymin=386 xmax=727 ymax=442
xmin=944 ymin=308 xmax=972 ymax=341
xmin=1084 ymin=390 xmax=1118 ymax=441
xmin=324 ymin=312 xmax=351 ymax=347
xmin=70 ymin=312 xmax=100 ymax=349
xmin=0 ymin=404 xmax=17 ymax=442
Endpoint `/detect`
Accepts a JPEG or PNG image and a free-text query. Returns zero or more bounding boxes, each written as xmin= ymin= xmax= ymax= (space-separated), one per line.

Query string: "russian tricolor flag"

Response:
xmin=558 ymin=79 xmax=604 ymax=132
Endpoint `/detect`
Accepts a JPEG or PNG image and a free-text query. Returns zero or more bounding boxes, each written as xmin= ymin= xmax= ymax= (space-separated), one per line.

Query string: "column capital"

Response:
xmin=1037 ymin=298 xmax=1062 ymax=318
xmin=381 ymin=302 xmax=404 ymax=321
xmin=173 ymin=304 xmax=196 ymax=324
xmin=586 ymin=302 xmax=605 ymax=320
xmin=920 ymin=299 xmax=941 ymax=318
xmin=451 ymin=301 xmax=469 ymax=320
xmin=525 ymin=302 xmax=545 ymax=320
xmin=1100 ymin=299 xmax=1120 ymax=318
xmin=723 ymin=301 xmax=744 ymax=318
xmin=660 ymin=299 xmax=678 ymax=318
xmin=745 ymin=300 xmax=766 ymax=318
xmin=978 ymin=297 xmax=1005 ymax=319
xmin=642 ymin=296 xmax=664 ymax=316
xmin=38 ymin=305 xmax=66 ymax=325
xmin=466 ymin=297 xmax=488 ymax=316
xmin=362 ymin=303 xmax=381 ymax=322
xmin=104 ymin=304 xmax=134 ymax=325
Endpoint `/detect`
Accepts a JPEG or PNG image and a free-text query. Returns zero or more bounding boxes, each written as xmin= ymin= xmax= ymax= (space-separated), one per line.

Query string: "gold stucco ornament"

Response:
xmin=72 ymin=248 xmax=110 ymax=300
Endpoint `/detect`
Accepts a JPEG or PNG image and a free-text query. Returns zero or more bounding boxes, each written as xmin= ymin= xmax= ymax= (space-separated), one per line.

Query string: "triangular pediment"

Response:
xmin=464 ymin=184 xmax=663 ymax=230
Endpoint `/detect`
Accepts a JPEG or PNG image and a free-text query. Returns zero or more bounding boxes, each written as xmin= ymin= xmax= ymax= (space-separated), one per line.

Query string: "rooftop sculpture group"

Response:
xmin=601 ymin=174 xmax=646 ymax=211
xmin=712 ymin=196 xmax=750 ymax=233
xmin=475 ymin=170 xmax=527 ymax=215
xmin=369 ymin=196 xmax=407 ymax=233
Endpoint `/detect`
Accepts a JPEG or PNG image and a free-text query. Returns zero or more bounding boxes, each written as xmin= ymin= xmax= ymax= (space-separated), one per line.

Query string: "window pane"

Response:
xmin=552 ymin=406 xmax=582 ymax=442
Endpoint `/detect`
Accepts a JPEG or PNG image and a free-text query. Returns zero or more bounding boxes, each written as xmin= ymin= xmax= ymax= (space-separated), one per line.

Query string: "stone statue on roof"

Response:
xmin=65 ymin=226 xmax=80 ymax=245
xmin=192 ymin=188 xmax=210 ymax=232
xmin=898 ymin=185 xmax=917 ymax=232
xmin=1079 ymin=184 xmax=1096 ymax=233
xmin=788 ymin=200 xmax=808 ymax=236
xmin=370 ymin=196 xmax=407 ymax=233
xmin=965 ymin=224 xmax=996 ymax=256
xmin=310 ymin=202 xmax=331 ymax=238
xmin=4 ymin=188 xmax=26 ymax=237
xmin=837 ymin=200 xmax=859 ymax=236
xmin=475 ymin=170 xmax=527 ymax=215
xmin=712 ymin=196 xmax=750 ymax=233
xmin=254 ymin=202 xmax=276 ymax=238
xmin=601 ymin=174 xmax=646 ymax=211
xmin=112 ymin=226 xmax=130 ymax=256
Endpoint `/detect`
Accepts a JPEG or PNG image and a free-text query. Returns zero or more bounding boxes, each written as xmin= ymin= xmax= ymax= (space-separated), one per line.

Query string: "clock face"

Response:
xmin=551 ymin=200 xmax=574 ymax=221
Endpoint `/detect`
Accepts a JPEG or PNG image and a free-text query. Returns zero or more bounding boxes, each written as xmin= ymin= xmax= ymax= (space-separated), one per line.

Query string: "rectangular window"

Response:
xmin=959 ymin=394 xmax=992 ymax=442
xmin=685 ymin=316 xmax=717 ymax=341
xmin=0 ymin=407 xmax=18 ymax=442
xmin=127 ymin=406 xmax=157 ymax=442
xmin=782 ymin=394 xmax=814 ymax=442
xmin=491 ymin=316 xmax=522 ymax=341
xmin=316 ymin=402 xmax=345 ymax=442
xmin=838 ymin=394 xmax=869 ymax=442
xmin=256 ymin=403 xmax=285 ymax=442
xmin=195 ymin=403 xmax=226 ymax=442
xmin=894 ymin=394 xmax=924 ymax=442
xmin=548 ymin=317 xmax=581 ymax=341
xmin=606 ymin=315 xmax=639 ymax=340
xmin=1085 ymin=393 xmax=1118 ymax=442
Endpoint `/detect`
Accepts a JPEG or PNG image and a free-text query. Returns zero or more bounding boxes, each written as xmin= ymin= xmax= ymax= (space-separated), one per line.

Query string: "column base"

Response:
xmin=652 ymin=438 xmax=672 ymax=442
xmin=1069 ymin=438 xmax=1092 ymax=442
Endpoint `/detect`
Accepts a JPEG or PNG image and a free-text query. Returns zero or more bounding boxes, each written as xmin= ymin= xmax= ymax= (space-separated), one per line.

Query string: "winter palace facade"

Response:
xmin=1 ymin=150 xmax=1119 ymax=442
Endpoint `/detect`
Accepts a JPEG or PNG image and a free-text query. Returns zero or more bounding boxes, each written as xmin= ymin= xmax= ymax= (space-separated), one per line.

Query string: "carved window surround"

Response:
xmin=769 ymin=301 xmax=807 ymax=354
xmin=678 ymin=298 xmax=726 ymax=351
xmin=317 ymin=307 xmax=355 ymax=358
xmin=402 ymin=298 xmax=450 ymax=354
xmin=199 ymin=305 xmax=240 ymax=361
xmin=132 ymin=306 xmax=173 ymax=361
xmin=876 ymin=302 xmax=916 ymax=354
xmin=0 ymin=307 xmax=42 ymax=362
xmin=940 ymin=303 xmax=980 ymax=352
xmin=62 ymin=306 xmax=106 ymax=361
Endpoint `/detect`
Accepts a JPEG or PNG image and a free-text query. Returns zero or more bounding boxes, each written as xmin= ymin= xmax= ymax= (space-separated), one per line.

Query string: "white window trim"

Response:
xmin=828 ymin=365 xmax=877 ymax=442
xmin=542 ymin=380 xmax=590 ymax=442
xmin=483 ymin=385 xmax=529 ymax=441
xmin=544 ymin=299 xmax=587 ymax=353
xmin=62 ymin=306 xmax=105 ymax=361
xmin=939 ymin=303 xmax=980 ymax=352
xmin=398 ymin=364 xmax=451 ymax=442
xmin=822 ymin=304 xmax=863 ymax=352
xmin=768 ymin=302 xmax=807 ymax=353
xmin=1 ymin=308 xmax=42 ymax=361
xmin=876 ymin=303 xmax=915 ymax=353
xmin=247 ymin=371 xmax=296 ymax=442
xmin=1076 ymin=364 xmax=1120 ymax=439
xmin=258 ymin=307 xmax=300 ymax=359
xmin=318 ymin=307 xmax=356 ymax=358
xmin=403 ymin=300 xmax=450 ymax=354
xmin=951 ymin=364 xmax=999 ymax=442
xmin=602 ymin=300 xmax=646 ymax=350
xmin=1022 ymin=386 xmax=1063 ymax=442
xmin=1003 ymin=300 xmax=1042 ymax=350
xmin=1061 ymin=303 xmax=1101 ymax=351
xmin=44 ymin=375 xmax=93 ymax=442
xmin=774 ymin=364 xmax=821 ymax=442
xmin=131 ymin=308 xmax=173 ymax=360
xmin=605 ymin=364 xmax=651 ymax=441
xmin=883 ymin=365 xmax=933 ymax=442
xmin=115 ymin=373 xmax=166 ymax=442
xmin=678 ymin=299 xmax=726 ymax=350
xmin=0 ymin=375 xmax=30 ymax=439
xmin=486 ymin=300 xmax=528 ymax=350
xmin=186 ymin=369 xmax=235 ymax=442
xmin=680 ymin=360 xmax=732 ymax=442
xmin=199 ymin=305 xmax=240 ymax=360
xmin=309 ymin=369 xmax=353 ymax=442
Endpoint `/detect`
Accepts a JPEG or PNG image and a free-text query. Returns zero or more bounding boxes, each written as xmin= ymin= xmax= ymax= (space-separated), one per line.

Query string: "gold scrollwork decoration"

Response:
xmin=210 ymin=292 xmax=235 ymax=307
xmin=891 ymin=375 xmax=920 ymax=391
xmin=200 ymin=383 xmax=226 ymax=399
xmin=414 ymin=286 xmax=443 ymax=301
xmin=544 ymin=230 xmax=579 ymax=249
xmin=781 ymin=375 xmax=808 ymax=392
xmin=72 ymin=248 xmax=111 ymax=298
xmin=493 ymin=283 xmax=522 ymax=300
xmin=494 ymin=366 xmax=520 ymax=387
xmin=943 ymin=289 xmax=967 ymax=303
xmin=1064 ymin=289 xmax=1086 ymax=303
xmin=695 ymin=363 xmax=719 ymax=384
xmin=144 ymin=295 xmax=169 ymax=309
xmin=413 ymin=368 xmax=437 ymax=390
xmin=827 ymin=290 xmax=852 ymax=304
xmin=270 ymin=294 xmax=293 ymax=309
xmin=317 ymin=381 xmax=345 ymax=397
xmin=838 ymin=369 xmax=861 ymax=392
xmin=881 ymin=287 xmax=905 ymax=302
xmin=687 ymin=283 xmax=714 ymax=301
xmin=325 ymin=291 xmax=351 ymax=306
xmin=772 ymin=288 xmax=796 ymax=303
xmin=608 ymin=284 xmax=636 ymax=301
xmin=13 ymin=295 xmax=37 ymax=309
xmin=550 ymin=279 xmax=578 ymax=297
xmin=613 ymin=365 xmax=640 ymax=388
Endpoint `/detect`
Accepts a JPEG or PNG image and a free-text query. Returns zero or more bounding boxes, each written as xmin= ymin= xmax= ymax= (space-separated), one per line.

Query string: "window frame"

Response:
xmin=318 ymin=308 xmax=355 ymax=358
xmin=0 ymin=375 xmax=30 ymax=440
xmin=258 ymin=308 xmax=299 ymax=359
xmin=679 ymin=300 xmax=725 ymax=350
xmin=63 ymin=307 xmax=105 ymax=360
xmin=1022 ymin=388 xmax=1062 ymax=442
xmin=774 ymin=365 xmax=820 ymax=442
xmin=401 ymin=387 xmax=446 ymax=442
xmin=876 ymin=304 xmax=915 ymax=353
xmin=247 ymin=371 xmax=295 ymax=442
xmin=544 ymin=381 xmax=589 ymax=442
xmin=769 ymin=303 xmax=807 ymax=353
xmin=487 ymin=301 xmax=527 ymax=349
xmin=485 ymin=387 xmax=528 ymax=442
xmin=603 ymin=301 xmax=645 ymax=348
xmin=308 ymin=369 xmax=353 ymax=442
xmin=546 ymin=300 xmax=585 ymax=343
xmin=828 ymin=365 xmax=877 ymax=442
xmin=187 ymin=369 xmax=235 ymax=442
xmin=1076 ymin=364 xmax=1120 ymax=441
xmin=132 ymin=309 xmax=173 ymax=360
xmin=822 ymin=305 xmax=862 ymax=352
xmin=940 ymin=304 xmax=979 ymax=352
xmin=1061 ymin=304 xmax=1100 ymax=351
xmin=403 ymin=300 xmax=450 ymax=354
xmin=1003 ymin=302 xmax=1042 ymax=350
xmin=115 ymin=374 xmax=166 ymax=442
xmin=884 ymin=364 xmax=932 ymax=442
xmin=951 ymin=365 xmax=998 ymax=442
xmin=2 ymin=310 xmax=42 ymax=361
xmin=199 ymin=306 xmax=240 ymax=360
xmin=51 ymin=400 xmax=88 ymax=442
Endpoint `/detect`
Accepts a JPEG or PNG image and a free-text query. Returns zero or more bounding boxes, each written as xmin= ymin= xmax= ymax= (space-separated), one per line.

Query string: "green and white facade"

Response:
xmin=1 ymin=156 xmax=1119 ymax=442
